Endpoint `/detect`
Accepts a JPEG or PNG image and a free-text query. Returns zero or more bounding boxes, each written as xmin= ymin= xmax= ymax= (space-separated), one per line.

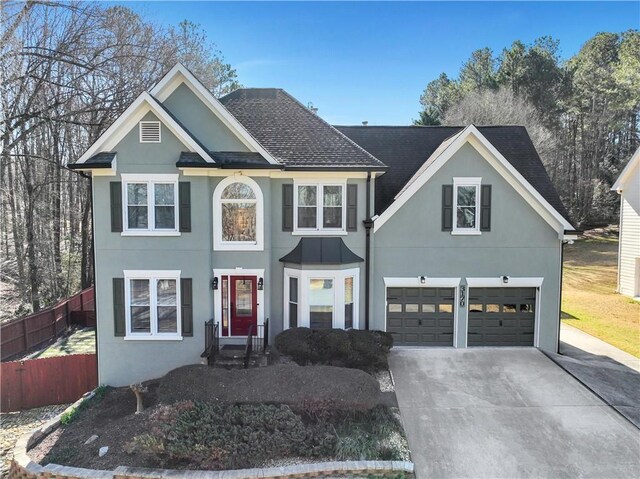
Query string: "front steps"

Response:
xmin=213 ymin=345 xmax=268 ymax=369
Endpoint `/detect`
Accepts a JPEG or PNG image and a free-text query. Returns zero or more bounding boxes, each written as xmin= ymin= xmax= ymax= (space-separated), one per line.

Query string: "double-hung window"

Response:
xmin=452 ymin=177 xmax=481 ymax=234
xmin=122 ymin=174 xmax=179 ymax=235
xmin=294 ymin=182 xmax=345 ymax=233
xmin=124 ymin=270 xmax=181 ymax=339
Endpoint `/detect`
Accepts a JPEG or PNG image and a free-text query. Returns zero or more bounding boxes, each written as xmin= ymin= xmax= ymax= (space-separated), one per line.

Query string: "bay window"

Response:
xmin=122 ymin=174 xmax=179 ymax=235
xmin=124 ymin=270 xmax=181 ymax=339
xmin=284 ymin=268 xmax=359 ymax=329
xmin=294 ymin=182 xmax=345 ymax=233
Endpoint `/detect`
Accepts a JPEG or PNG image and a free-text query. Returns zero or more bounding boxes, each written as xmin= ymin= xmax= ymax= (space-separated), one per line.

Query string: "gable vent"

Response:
xmin=139 ymin=121 xmax=161 ymax=143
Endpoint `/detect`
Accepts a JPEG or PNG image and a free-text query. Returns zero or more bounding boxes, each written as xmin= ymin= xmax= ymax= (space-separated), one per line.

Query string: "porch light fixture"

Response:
xmin=212 ymin=277 xmax=218 ymax=290
xmin=420 ymin=276 xmax=426 ymax=284
xmin=501 ymin=275 xmax=510 ymax=284
xmin=257 ymin=277 xmax=264 ymax=290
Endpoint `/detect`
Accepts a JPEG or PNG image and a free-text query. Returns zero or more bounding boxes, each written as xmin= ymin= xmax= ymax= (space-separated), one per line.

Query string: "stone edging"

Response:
xmin=10 ymin=392 xmax=415 ymax=479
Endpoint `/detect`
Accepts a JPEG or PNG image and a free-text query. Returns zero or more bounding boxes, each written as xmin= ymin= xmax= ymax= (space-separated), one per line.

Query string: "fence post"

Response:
xmin=22 ymin=318 xmax=28 ymax=352
xmin=79 ymin=289 xmax=84 ymax=311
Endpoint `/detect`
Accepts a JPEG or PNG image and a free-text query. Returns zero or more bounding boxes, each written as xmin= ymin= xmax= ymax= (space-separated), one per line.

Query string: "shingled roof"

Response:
xmin=219 ymin=89 xmax=386 ymax=169
xmin=336 ymin=125 xmax=572 ymax=225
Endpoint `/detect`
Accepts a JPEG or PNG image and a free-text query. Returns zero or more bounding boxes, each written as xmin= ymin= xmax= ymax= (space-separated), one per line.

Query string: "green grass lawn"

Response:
xmin=562 ymin=230 xmax=640 ymax=357
xmin=32 ymin=328 xmax=96 ymax=358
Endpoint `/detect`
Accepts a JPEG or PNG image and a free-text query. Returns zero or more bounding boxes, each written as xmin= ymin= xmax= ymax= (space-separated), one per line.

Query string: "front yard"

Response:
xmin=562 ymin=228 xmax=640 ymax=357
xmin=27 ymin=329 xmax=410 ymax=473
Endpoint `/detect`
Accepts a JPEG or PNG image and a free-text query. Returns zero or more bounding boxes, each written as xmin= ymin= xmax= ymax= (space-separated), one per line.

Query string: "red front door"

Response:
xmin=230 ymin=276 xmax=257 ymax=336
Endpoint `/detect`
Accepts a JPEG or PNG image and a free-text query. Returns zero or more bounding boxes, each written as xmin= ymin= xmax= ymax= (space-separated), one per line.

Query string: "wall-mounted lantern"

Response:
xmin=420 ymin=276 xmax=426 ymax=284
xmin=257 ymin=277 xmax=264 ymax=290
xmin=212 ymin=277 xmax=218 ymax=290
xmin=501 ymin=275 xmax=510 ymax=284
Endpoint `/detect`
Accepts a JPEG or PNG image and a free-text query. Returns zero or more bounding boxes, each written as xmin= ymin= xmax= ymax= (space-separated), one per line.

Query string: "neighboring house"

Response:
xmin=69 ymin=64 xmax=576 ymax=386
xmin=612 ymin=147 xmax=640 ymax=299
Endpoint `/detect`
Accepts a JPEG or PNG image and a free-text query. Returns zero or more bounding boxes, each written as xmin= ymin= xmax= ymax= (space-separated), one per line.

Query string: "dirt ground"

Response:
xmin=158 ymin=364 xmax=380 ymax=409
xmin=562 ymin=227 xmax=640 ymax=357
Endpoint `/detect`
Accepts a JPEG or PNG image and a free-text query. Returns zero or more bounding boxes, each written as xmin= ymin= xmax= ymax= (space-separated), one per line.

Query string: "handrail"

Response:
xmin=200 ymin=319 xmax=219 ymax=366
xmin=244 ymin=323 xmax=255 ymax=369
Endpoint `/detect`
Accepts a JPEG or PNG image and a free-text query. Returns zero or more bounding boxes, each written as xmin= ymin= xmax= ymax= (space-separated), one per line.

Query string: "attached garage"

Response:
xmin=386 ymin=287 xmax=455 ymax=346
xmin=467 ymin=287 xmax=536 ymax=346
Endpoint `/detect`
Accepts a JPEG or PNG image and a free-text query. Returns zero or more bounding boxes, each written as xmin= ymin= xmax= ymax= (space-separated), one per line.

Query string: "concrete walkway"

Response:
xmin=390 ymin=348 xmax=640 ymax=479
xmin=560 ymin=323 xmax=640 ymax=372
xmin=547 ymin=323 xmax=640 ymax=428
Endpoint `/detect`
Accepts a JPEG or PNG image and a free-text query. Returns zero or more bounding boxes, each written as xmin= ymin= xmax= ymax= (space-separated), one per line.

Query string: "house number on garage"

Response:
xmin=459 ymin=285 xmax=466 ymax=307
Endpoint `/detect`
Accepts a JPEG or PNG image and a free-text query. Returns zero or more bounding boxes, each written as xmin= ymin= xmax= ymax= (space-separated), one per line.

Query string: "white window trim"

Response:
xmin=452 ymin=177 xmax=482 ymax=235
xmin=293 ymin=180 xmax=347 ymax=234
xmin=123 ymin=269 xmax=182 ymax=340
xmin=284 ymin=267 xmax=359 ymax=330
xmin=464 ymin=277 xmax=543 ymax=348
xmin=121 ymin=174 xmax=180 ymax=236
xmin=212 ymin=176 xmax=264 ymax=251
xmin=213 ymin=268 xmax=265 ymax=338
xmin=139 ymin=121 xmax=161 ymax=143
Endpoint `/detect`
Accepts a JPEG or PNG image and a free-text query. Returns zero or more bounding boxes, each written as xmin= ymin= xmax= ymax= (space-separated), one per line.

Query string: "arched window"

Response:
xmin=213 ymin=176 xmax=263 ymax=250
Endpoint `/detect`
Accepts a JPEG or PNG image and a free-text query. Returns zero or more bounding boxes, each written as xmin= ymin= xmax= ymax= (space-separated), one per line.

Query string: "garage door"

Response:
xmin=468 ymin=288 xmax=536 ymax=346
xmin=386 ymin=287 xmax=455 ymax=346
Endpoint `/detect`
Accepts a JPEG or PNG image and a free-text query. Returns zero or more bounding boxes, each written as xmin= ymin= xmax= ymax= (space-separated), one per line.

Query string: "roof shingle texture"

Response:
xmin=219 ymin=89 xmax=386 ymax=169
xmin=336 ymin=125 xmax=572 ymax=225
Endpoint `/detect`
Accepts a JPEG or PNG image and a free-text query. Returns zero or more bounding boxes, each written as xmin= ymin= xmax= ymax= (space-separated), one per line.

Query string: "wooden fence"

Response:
xmin=1 ymin=287 xmax=94 ymax=361
xmin=1 ymin=353 xmax=97 ymax=412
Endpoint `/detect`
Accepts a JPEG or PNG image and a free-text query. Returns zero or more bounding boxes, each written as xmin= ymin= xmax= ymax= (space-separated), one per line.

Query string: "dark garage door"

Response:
xmin=468 ymin=287 xmax=536 ymax=346
xmin=386 ymin=287 xmax=455 ymax=346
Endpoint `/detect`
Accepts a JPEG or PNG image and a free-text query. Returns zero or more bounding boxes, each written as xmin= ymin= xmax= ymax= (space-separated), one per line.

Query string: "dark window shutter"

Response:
xmin=480 ymin=184 xmax=492 ymax=231
xmin=282 ymin=184 xmax=294 ymax=232
xmin=442 ymin=184 xmax=453 ymax=231
xmin=113 ymin=278 xmax=125 ymax=336
xmin=181 ymin=278 xmax=193 ymax=337
xmin=179 ymin=182 xmax=191 ymax=232
xmin=346 ymin=184 xmax=358 ymax=232
xmin=110 ymin=182 xmax=123 ymax=232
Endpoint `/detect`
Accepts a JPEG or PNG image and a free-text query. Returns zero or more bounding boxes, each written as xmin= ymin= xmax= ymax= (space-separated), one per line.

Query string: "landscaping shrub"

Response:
xmin=275 ymin=328 xmax=394 ymax=371
xmin=130 ymin=401 xmax=336 ymax=470
xmin=128 ymin=402 xmax=408 ymax=470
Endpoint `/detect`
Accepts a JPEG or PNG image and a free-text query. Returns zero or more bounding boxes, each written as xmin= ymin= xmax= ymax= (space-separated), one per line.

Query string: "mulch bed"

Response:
xmin=28 ymin=364 xmax=389 ymax=471
xmin=158 ymin=364 xmax=380 ymax=410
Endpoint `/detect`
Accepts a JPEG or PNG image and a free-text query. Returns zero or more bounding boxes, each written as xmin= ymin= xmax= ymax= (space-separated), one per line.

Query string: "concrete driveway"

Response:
xmin=390 ymin=348 xmax=640 ymax=479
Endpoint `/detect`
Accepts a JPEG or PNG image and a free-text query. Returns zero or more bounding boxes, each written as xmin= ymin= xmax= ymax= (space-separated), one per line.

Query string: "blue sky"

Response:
xmin=123 ymin=1 xmax=639 ymax=125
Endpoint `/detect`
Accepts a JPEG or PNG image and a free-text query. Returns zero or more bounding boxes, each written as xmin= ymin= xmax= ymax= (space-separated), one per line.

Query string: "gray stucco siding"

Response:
xmin=372 ymin=142 xmax=562 ymax=352
xmin=163 ymin=83 xmax=249 ymax=152
xmin=94 ymin=111 xmax=214 ymax=386
xmin=94 ymin=113 xmax=371 ymax=385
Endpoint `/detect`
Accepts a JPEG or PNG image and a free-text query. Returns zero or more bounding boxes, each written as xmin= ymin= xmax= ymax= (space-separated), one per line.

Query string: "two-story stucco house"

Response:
xmin=612 ymin=147 xmax=640 ymax=299
xmin=69 ymin=64 xmax=577 ymax=386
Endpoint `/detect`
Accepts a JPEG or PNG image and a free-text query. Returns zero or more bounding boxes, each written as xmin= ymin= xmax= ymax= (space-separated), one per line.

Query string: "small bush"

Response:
xmin=275 ymin=328 xmax=393 ymax=371
xmin=131 ymin=402 xmax=336 ymax=470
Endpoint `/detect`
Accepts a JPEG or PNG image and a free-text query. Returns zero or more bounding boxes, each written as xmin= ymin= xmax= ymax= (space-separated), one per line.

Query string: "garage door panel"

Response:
xmin=468 ymin=287 xmax=535 ymax=347
xmin=387 ymin=287 xmax=455 ymax=346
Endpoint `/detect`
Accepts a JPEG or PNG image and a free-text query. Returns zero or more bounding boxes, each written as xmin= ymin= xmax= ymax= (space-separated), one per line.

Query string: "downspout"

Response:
xmin=557 ymin=239 xmax=567 ymax=354
xmin=364 ymin=172 xmax=373 ymax=330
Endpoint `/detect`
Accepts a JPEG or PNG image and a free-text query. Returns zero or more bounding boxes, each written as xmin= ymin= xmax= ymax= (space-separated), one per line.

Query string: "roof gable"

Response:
xmin=74 ymin=92 xmax=214 ymax=165
xmin=149 ymin=64 xmax=279 ymax=165
xmin=612 ymin=147 xmax=640 ymax=191
xmin=338 ymin=125 xmax=574 ymax=236
xmin=338 ymin=125 xmax=573 ymax=228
